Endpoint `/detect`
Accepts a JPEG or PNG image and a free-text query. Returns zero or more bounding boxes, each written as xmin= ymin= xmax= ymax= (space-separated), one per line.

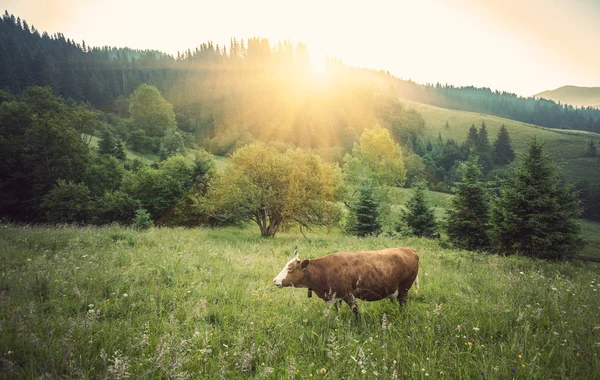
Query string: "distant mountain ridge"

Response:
xmin=535 ymin=86 xmax=600 ymax=109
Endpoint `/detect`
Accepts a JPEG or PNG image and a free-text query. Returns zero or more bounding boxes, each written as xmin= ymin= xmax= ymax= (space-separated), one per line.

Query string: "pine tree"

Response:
xmin=114 ymin=139 xmax=126 ymax=160
xmin=491 ymin=137 xmax=584 ymax=259
xmin=493 ymin=124 xmax=515 ymax=165
xmin=401 ymin=179 xmax=437 ymax=238
xmin=349 ymin=183 xmax=381 ymax=237
xmin=98 ymin=130 xmax=115 ymax=155
xmin=476 ymin=122 xmax=492 ymax=171
xmin=588 ymin=139 xmax=597 ymax=157
xmin=465 ymin=124 xmax=479 ymax=152
xmin=444 ymin=155 xmax=490 ymax=250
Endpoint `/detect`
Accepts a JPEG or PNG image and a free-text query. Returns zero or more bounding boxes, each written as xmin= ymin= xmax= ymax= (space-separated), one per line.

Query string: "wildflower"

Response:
xmin=522 ymin=364 xmax=525 ymax=368
xmin=361 ymin=369 xmax=366 ymax=374
xmin=518 ymin=354 xmax=522 ymax=359
xmin=320 ymin=368 xmax=327 ymax=375
xmin=439 ymin=371 xmax=445 ymax=375
xmin=310 ymin=374 xmax=313 ymax=377
xmin=519 ymin=271 xmax=524 ymax=275
xmin=468 ymin=342 xmax=473 ymax=346
xmin=473 ymin=327 xmax=480 ymax=331
xmin=123 ymin=293 xmax=128 ymax=298
xmin=511 ymin=368 xmax=516 ymax=373
xmin=480 ymin=370 xmax=485 ymax=376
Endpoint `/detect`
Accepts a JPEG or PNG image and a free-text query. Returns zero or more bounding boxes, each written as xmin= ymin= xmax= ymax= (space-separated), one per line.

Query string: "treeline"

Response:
xmin=0 ymin=11 xmax=423 ymax=161
xmin=0 ymin=86 xmax=214 ymax=224
xmin=387 ymin=76 xmax=600 ymax=132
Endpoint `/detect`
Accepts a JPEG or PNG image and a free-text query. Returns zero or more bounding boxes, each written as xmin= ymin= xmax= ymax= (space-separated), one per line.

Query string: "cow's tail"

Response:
xmin=414 ymin=274 xmax=419 ymax=294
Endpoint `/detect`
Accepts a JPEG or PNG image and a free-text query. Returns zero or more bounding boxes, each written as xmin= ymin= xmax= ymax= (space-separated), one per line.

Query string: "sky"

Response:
xmin=2 ymin=0 xmax=600 ymax=96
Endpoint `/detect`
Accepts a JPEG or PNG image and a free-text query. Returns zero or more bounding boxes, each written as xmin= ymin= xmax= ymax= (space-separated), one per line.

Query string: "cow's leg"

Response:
xmin=343 ymin=295 xmax=359 ymax=316
xmin=397 ymin=288 xmax=409 ymax=309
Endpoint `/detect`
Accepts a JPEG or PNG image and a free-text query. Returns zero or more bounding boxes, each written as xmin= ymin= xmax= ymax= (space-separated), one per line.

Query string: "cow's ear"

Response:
xmin=301 ymin=259 xmax=310 ymax=269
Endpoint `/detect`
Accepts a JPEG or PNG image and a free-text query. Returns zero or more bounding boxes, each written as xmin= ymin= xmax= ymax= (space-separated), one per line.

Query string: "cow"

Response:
xmin=273 ymin=248 xmax=419 ymax=315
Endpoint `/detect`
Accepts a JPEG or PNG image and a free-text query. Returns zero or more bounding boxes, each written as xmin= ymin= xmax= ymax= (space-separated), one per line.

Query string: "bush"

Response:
xmin=131 ymin=208 xmax=154 ymax=229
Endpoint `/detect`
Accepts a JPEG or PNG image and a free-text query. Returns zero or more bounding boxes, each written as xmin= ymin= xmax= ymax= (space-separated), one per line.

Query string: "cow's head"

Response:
xmin=273 ymin=251 xmax=310 ymax=288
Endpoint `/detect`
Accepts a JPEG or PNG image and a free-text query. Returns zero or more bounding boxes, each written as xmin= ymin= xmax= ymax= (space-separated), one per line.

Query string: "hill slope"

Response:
xmin=535 ymin=86 xmax=600 ymax=109
xmin=399 ymin=98 xmax=600 ymax=185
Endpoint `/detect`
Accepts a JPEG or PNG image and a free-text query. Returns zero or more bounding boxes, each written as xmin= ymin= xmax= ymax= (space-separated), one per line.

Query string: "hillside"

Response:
xmin=536 ymin=86 xmax=600 ymax=109
xmin=399 ymin=98 xmax=600 ymax=186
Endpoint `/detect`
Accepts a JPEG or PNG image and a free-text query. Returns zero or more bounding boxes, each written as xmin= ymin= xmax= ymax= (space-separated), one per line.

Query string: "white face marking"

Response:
xmin=273 ymin=257 xmax=299 ymax=287
xmin=389 ymin=290 xmax=399 ymax=299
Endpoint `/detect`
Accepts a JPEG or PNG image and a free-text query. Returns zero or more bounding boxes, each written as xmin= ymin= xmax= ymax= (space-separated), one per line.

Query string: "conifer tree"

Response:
xmin=465 ymin=124 xmax=479 ymax=152
xmin=445 ymin=155 xmax=490 ymax=250
xmin=349 ymin=183 xmax=382 ymax=237
xmin=98 ymin=129 xmax=115 ymax=155
xmin=401 ymin=179 xmax=437 ymax=238
xmin=476 ymin=122 xmax=492 ymax=171
xmin=588 ymin=139 xmax=597 ymax=157
xmin=491 ymin=137 xmax=584 ymax=259
xmin=114 ymin=139 xmax=126 ymax=160
xmin=493 ymin=124 xmax=515 ymax=165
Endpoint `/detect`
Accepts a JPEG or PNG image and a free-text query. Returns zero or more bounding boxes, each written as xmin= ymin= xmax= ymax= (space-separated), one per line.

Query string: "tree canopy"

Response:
xmin=207 ymin=144 xmax=342 ymax=237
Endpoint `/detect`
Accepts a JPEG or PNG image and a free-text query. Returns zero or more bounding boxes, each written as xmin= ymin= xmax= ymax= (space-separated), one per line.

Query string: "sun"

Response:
xmin=309 ymin=54 xmax=327 ymax=75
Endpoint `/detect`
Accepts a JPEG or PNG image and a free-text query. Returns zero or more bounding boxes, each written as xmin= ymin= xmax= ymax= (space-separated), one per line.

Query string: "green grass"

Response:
xmin=400 ymin=99 xmax=600 ymax=186
xmin=88 ymin=135 xmax=159 ymax=163
xmin=1 ymin=224 xmax=599 ymax=379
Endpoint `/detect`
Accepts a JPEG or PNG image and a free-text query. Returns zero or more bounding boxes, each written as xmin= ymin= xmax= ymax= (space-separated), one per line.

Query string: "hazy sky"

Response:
xmin=2 ymin=0 xmax=599 ymax=96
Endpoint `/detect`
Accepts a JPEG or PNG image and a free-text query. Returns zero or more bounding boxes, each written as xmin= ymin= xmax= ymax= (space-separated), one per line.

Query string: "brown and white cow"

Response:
xmin=273 ymin=248 xmax=419 ymax=314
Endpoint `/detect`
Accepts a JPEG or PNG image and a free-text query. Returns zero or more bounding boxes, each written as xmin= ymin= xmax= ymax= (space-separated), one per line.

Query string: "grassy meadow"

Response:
xmin=1 ymin=223 xmax=599 ymax=379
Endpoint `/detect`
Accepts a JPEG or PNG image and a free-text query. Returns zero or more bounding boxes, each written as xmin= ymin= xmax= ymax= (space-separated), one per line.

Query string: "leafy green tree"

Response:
xmin=126 ymin=155 xmax=197 ymax=220
xmin=158 ymin=130 xmax=185 ymax=160
xmin=0 ymin=86 xmax=90 ymax=221
xmin=445 ymin=156 xmax=491 ymax=250
xmin=207 ymin=144 xmax=342 ymax=237
xmin=83 ymin=155 xmax=125 ymax=196
xmin=129 ymin=84 xmax=176 ymax=138
xmin=41 ymin=180 xmax=92 ymax=223
xmin=90 ymin=190 xmax=140 ymax=225
xmin=344 ymin=124 xmax=406 ymax=187
xmin=493 ymin=124 xmax=515 ymax=165
xmin=401 ymin=179 xmax=437 ymax=238
xmin=166 ymin=149 xmax=218 ymax=226
xmin=491 ymin=138 xmax=584 ymax=259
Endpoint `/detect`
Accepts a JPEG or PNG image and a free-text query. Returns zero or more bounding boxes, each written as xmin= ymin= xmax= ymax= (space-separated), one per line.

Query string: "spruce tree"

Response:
xmin=98 ymin=129 xmax=115 ymax=155
xmin=114 ymin=139 xmax=126 ymax=160
xmin=491 ymin=137 xmax=584 ymax=259
xmin=401 ymin=179 xmax=437 ymax=238
xmin=445 ymin=155 xmax=490 ymax=251
xmin=493 ymin=124 xmax=515 ymax=165
xmin=465 ymin=124 xmax=479 ymax=152
xmin=349 ymin=183 xmax=381 ymax=237
xmin=588 ymin=139 xmax=597 ymax=157
xmin=476 ymin=122 xmax=492 ymax=171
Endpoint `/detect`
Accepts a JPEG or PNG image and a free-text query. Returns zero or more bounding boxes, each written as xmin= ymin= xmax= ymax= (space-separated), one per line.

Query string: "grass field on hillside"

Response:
xmin=1 ymin=224 xmax=599 ymax=379
xmin=399 ymin=99 xmax=600 ymax=185
xmin=88 ymin=135 xmax=159 ymax=163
